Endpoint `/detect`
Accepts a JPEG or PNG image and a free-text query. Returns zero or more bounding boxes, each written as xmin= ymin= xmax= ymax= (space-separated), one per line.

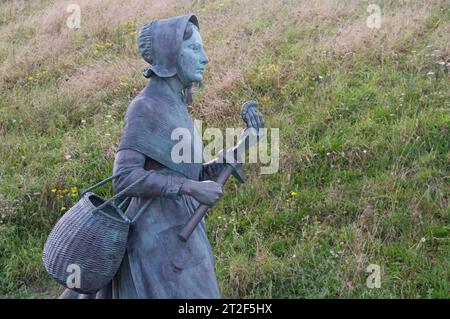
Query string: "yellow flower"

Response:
xmin=290 ymin=191 xmax=298 ymax=196
xmin=61 ymin=188 xmax=68 ymax=194
xmin=71 ymin=186 xmax=78 ymax=194
xmin=28 ymin=76 xmax=33 ymax=81
xmin=61 ymin=207 xmax=66 ymax=212
xmin=51 ymin=188 xmax=57 ymax=193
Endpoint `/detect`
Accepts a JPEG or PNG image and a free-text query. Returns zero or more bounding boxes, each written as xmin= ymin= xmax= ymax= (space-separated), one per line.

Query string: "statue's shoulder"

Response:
xmin=126 ymin=92 xmax=157 ymax=116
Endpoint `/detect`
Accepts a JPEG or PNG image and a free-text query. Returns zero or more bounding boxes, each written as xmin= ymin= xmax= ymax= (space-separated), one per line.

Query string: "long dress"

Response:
xmin=60 ymin=78 xmax=221 ymax=299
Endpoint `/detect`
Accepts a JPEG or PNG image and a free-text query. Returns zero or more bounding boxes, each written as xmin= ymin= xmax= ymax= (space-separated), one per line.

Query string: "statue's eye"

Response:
xmin=190 ymin=44 xmax=202 ymax=51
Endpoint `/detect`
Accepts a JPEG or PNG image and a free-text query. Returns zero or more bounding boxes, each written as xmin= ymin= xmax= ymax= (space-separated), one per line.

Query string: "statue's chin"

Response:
xmin=194 ymin=73 xmax=203 ymax=82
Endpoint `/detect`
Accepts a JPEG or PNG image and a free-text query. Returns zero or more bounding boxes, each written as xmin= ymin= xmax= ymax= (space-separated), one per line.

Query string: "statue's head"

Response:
xmin=176 ymin=22 xmax=208 ymax=85
xmin=138 ymin=14 xmax=208 ymax=87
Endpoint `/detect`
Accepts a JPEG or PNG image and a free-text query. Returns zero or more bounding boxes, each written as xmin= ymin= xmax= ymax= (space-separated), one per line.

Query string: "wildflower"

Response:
xmin=427 ymin=71 xmax=434 ymax=76
xmin=290 ymin=191 xmax=298 ymax=196
xmin=28 ymin=76 xmax=33 ymax=81
xmin=61 ymin=207 xmax=66 ymax=212
xmin=51 ymin=188 xmax=57 ymax=193
xmin=65 ymin=154 xmax=71 ymax=160
xmin=62 ymin=188 xmax=68 ymax=194
xmin=71 ymin=186 xmax=78 ymax=194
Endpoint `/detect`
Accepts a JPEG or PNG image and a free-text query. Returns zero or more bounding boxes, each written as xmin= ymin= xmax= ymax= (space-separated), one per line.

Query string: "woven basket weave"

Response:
xmin=42 ymin=173 xmax=151 ymax=294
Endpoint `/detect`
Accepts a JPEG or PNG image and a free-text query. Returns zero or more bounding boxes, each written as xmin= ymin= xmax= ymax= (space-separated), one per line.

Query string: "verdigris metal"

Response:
xmin=59 ymin=13 xmax=222 ymax=299
xmin=178 ymin=101 xmax=264 ymax=241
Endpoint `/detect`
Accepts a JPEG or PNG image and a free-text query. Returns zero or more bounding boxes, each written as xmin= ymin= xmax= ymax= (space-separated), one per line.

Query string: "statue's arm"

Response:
xmin=112 ymin=149 xmax=185 ymax=199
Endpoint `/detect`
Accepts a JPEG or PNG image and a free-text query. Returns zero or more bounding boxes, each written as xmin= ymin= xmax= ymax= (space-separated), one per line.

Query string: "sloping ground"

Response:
xmin=0 ymin=0 xmax=448 ymax=298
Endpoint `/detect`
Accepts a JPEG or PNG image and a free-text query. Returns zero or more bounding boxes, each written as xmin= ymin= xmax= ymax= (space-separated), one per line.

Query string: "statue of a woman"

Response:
xmin=60 ymin=14 xmax=227 ymax=299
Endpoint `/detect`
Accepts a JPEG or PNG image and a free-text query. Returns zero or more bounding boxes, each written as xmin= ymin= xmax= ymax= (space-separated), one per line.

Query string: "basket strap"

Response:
xmin=91 ymin=174 xmax=148 ymax=214
xmin=80 ymin=172 xmax=125 ymax=197
xmin=130 ymin=197 xmax=154 ymax=224
xmin=118 ymin=196 xmax=131 ymax=210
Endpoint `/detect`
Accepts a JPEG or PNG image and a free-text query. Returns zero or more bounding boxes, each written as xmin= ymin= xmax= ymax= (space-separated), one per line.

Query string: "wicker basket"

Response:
xmin=42 ymin=173 xmax=151 ymax=294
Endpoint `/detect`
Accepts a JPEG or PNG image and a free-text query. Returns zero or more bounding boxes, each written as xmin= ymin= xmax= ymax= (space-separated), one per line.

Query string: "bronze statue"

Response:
xmin=59 ymin=13 xmax=264 ymax=299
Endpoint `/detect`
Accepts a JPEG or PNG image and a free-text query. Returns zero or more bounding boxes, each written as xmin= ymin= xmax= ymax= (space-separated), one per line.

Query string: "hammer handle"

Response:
xmin=178 ymin=164 xmax=234 ymax=241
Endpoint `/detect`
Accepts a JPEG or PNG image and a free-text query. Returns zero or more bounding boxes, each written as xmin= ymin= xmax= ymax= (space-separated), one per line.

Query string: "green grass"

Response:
xmin=0 ymin=1 xmax=449 ymax=298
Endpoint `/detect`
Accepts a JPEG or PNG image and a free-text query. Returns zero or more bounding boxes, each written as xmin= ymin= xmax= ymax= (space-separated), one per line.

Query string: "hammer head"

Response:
xmin=216 ymin=149 xmax=246 ymax=184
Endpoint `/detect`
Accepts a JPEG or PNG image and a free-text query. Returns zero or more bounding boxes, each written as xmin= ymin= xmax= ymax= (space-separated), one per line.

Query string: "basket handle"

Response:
xmin=80 ymin=171 xmax=125 ymax=197
xmin=90 ymin=174 xmax=148 ymax=214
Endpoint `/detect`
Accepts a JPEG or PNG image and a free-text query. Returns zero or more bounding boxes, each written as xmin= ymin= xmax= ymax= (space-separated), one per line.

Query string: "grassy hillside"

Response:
xmin=0 ymin=0 xmax=449 ymax=298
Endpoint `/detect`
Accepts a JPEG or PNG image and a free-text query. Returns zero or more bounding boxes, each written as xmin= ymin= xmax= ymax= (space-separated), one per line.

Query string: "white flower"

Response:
xmin=427 ymin=71 xmax=434 ymax=76
xmin=65 ymin=154 xmax=72 ymax=160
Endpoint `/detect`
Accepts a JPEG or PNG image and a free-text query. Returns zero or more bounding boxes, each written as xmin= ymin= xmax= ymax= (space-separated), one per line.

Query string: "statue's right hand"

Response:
xmin=181 ymin=180 xmax=223 ymax=206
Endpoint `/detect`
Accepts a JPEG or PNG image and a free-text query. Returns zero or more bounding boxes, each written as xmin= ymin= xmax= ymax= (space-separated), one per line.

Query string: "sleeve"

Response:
xmin=112 ymin=149 xmax=186 ymax=199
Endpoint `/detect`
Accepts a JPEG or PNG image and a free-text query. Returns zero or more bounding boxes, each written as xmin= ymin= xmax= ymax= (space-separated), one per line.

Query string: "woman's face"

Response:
xmin=177 ymin=27 xmax=209 ymax=84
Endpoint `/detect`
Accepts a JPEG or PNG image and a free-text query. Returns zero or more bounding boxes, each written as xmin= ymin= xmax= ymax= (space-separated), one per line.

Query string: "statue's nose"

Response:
xmin=201 ymin=50 xmax=209 ymax=65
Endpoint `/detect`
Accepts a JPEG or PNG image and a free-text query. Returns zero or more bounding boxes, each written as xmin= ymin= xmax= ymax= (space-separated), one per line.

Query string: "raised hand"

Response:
xmin=241 ymin=100 xmax=265 ymax=132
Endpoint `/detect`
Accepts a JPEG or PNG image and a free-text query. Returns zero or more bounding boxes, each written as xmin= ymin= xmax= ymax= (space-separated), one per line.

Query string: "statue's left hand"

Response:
xmin=241 ymin=103 xmax=265 ymax=132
